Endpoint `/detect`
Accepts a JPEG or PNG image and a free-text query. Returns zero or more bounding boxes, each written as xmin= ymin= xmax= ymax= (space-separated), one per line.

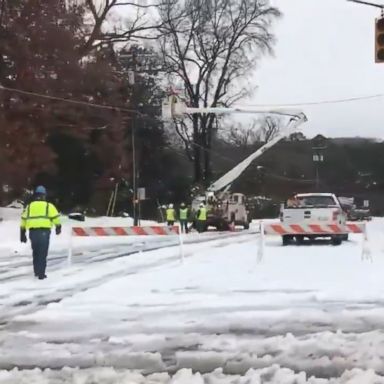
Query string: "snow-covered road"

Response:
xmin=1 ymin=216 xmax=384 ymax=383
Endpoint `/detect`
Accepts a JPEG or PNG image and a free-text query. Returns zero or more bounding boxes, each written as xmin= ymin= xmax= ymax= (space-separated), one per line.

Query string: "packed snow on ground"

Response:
xmin=1 ymin=216 xmax=384 ymax=382
xmin=2 ymin=366 xmax=384 ymax=384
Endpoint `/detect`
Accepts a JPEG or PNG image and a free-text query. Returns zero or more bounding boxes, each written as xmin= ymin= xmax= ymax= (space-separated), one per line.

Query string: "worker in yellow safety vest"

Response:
xmin=20 ymin=186 xmax=61 ymax=280
xmin=196 ymin=203 xmax=207 ymax=233
xmin=179 ymin=203 xmax=189 ymax=233
xmin=166 ymin=204 xmax=176 ymax=226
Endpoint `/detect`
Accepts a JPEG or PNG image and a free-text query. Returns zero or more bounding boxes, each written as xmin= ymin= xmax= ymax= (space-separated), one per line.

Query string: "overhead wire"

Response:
xmin=0 ymin=83 xmax=372 ymax=184
xmin=0 ymin=84 xmax=150 ymax=118
xmin=2 ymin=84 xmax=384 ymax=120
xmin=239 ymin=93 xmax=384 ymax=108
xmin=185 ymin=140 xmax=316 ymax=183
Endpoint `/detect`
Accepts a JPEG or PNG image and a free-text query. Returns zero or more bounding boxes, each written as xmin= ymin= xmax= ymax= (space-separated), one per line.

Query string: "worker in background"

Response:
xmin=20 ymin=186 xmax=61 ymax=280
xmin=166 ymin=203 xmax=176 ymax=226
xmin=196 ymin=203 xmax=207 ymax=233
xmin=179 ymin=202 xmax=189 ymax=234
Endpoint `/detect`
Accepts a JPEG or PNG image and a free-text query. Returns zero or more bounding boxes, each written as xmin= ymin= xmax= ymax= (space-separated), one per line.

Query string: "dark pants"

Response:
xmin=167 ymin=221 xmax=175 ymax=226
xmin=196 ymin=220 xmax=206 ymax=233
xmin=180 ymin=220 xmax=188 ymax=233
xmin=29 ymin=229 xmax=51 ymax=278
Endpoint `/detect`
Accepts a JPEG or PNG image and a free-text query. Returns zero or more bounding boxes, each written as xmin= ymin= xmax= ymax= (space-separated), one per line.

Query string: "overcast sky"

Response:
xmin=249 ymin=0 xmax=384 ymax=138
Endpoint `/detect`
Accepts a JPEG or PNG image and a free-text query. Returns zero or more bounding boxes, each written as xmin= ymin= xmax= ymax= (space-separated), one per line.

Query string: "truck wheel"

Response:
xmin=243 ymin=222 xmax=250 ymax=230
xmin=341 ymin=234 xmax=349 ymax=241
xmin=296 ymin=235 xmax=305 ymax=245
xmin=331 ymin=236 xmax=342 ymax=246
xmin=217 ymin=222 xmax=229 ymax=231
xmin=308 ymin=235 xmax=315 ymax=244
xmin=282 ymin=235 xmax=293 ymax=246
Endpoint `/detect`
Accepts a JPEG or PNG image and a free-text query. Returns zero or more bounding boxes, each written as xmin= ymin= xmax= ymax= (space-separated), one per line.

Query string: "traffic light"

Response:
xmin=375 ymin=17 xmax=384 ymax=63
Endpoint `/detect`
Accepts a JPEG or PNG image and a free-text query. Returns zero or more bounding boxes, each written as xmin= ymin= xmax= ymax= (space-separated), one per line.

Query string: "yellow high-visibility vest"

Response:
xmin=21 ymin=201 xmax=61 ymax=230
xmin=179 ymin=208 xmax=188 ymax=220
xmin=166 ymin=208 xmax=175 ymax=221
xmin=198 ymin=207 xmax=207 ymax=221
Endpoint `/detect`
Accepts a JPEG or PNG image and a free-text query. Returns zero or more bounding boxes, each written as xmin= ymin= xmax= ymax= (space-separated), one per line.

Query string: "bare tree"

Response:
xmin=289 ymin=131 xmax=307 ymax=142
xmin=74 ymin=0 xmax=164 ymax=56
xmin=225 ymin=115 xmax=282 ymax=148
xmin=259 ymin=116 xmax=282 ymax=142
xmin=226 ymin=121 xmax=261 ymax=148
xmin=158 ymin=0 xmax=281 ymax=183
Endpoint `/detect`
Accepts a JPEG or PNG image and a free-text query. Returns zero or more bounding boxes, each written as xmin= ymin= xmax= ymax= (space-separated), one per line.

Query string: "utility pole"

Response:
xmin=125 ymin=50 xmax=139 ymax=226
xmin=132 ymin=117 xmax=138 ymax=226
xmin=0 ymin=0 xmax=6 ymax=26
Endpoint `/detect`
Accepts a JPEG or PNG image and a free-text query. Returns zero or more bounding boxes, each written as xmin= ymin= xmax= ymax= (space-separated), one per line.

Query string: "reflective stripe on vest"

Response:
xmin=27 ymin=201 xmax=49 ymax=220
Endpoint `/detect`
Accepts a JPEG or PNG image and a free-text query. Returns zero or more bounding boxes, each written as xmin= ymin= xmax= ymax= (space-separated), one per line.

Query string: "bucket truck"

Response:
xmin=162 ymin=94 xmax=308 ymax=230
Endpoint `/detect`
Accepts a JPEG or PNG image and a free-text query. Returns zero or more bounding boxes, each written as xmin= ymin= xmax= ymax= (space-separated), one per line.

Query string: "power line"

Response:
xmin=4 ymin=83 xmax=382 ymax=122
xmin=3 ymin=82 xmax=384 ymax=120
xmin=187 ymin=141 xmax=317 ymax=183
xmin=240 ymin=93 xmax=384 ymax=108
xmin=347 ymin=0 xmax=384 ymax=10
xmin=0 ymin=84 xmax=147 ymax=117
xmin=0 ymin=83 xmax=317 ymax=183
xmin=264 ymin=171 xmax=315 ymax=184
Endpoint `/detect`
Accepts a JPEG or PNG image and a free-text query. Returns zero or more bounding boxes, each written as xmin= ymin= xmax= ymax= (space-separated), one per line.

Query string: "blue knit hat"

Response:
xmin=35 ymin=185 xmax=47 ymax=195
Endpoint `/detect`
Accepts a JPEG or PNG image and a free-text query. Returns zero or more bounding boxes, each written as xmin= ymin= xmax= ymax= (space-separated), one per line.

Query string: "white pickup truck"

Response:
xmin=280 ymin=193 xmax=347 ymax=246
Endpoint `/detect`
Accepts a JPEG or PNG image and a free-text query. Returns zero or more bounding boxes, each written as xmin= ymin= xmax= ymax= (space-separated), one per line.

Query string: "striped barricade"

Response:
xmin=257 ymin=221 xmax=368 ymax=263
xmin=68 ymin=225 xmax=184 ymax=265
xmin=263 ymin=222 xmax=366 ymax=236
xmin=72 ymin=226 xmax=180 ymax=237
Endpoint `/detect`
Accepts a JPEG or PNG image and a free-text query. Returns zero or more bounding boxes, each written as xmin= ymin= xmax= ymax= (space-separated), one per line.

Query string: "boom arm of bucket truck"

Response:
xmin=207 ymin=113 xmax=307 ymax=192
xmin=162 ymin=94 xmax=308 ymax=193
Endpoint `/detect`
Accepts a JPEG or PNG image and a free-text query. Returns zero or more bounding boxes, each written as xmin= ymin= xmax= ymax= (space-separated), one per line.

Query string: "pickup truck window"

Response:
xmin=296 ymin=196 xmax=338 ymax=208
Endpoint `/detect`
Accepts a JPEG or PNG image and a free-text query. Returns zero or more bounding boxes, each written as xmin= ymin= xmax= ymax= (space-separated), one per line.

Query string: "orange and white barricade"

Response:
xmin=263 ymin=222 xmax=365 ymax=236
xmin=258 ymin=221 xmax=369 ymax=262
xmin=68 ymin=225 xmax=184 ymax=265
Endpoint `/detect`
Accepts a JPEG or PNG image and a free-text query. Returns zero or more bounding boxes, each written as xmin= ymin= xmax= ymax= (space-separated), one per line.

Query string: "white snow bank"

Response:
xmin=0 ymin=215 xmax=161 ymax=257
xmin=0 ymin=366 xmax=384 ymax=384
xmin=0 ymin=207 xmax=22 ymax=221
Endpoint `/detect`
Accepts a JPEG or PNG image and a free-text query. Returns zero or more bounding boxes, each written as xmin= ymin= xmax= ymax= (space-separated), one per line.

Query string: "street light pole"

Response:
xmin=312 ymin=150 xmax=325 ymax=190
xmin=132 ymin=117 xmax=138 ymax=226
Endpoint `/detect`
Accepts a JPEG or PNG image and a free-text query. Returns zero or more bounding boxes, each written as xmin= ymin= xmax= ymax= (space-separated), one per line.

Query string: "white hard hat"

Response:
xmin=199 ymin=203 xmax=204 ymax=207
xmin=169 ymin=204 xmax=173 ymax=208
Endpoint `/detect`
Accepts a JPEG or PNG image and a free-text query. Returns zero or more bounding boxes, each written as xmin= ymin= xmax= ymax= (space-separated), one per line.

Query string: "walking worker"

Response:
xmin=196 ymin=203 xmax=207 ymax=233
xmin=179 ymin=202 xmax=189 ymax=234
xmin=166 ymin=203 xmax=176 ymax=226
xmin=20 ymin=186 xmax=61 ymax=280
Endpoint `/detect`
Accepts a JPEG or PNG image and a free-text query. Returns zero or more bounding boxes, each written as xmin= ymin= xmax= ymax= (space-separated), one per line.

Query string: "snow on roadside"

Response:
xmin=0 ymin=213 xmax=162 ymax=257
xmin=0 ymin=210 xmax=253 ymax=259
xmin=0 ymin=366 xmax=384 ymax=384
xmin=1 ymin=218 xmax=384 ymax=381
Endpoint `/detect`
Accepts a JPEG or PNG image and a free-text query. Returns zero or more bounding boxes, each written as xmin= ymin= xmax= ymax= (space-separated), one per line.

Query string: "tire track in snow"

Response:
xmin=0 ymin=231 xmax=257 ymax=282
xmin=0 ymin=231 xmax=257 ymax=326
